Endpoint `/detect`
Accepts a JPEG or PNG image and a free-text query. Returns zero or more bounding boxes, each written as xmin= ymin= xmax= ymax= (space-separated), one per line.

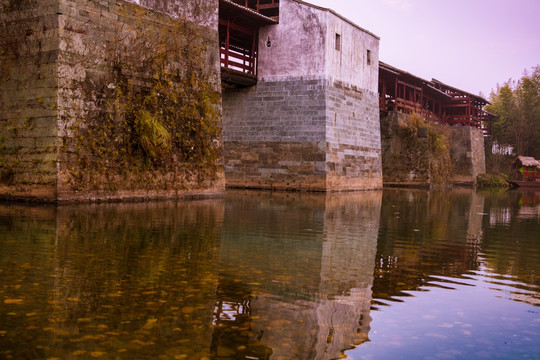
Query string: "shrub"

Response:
xmin=477 ymin=173 xmax=510 ymax=188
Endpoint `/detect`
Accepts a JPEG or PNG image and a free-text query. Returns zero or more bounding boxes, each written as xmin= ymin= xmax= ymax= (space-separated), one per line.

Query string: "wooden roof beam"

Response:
xmin=219 ymin=18 xmax=257 ymax=35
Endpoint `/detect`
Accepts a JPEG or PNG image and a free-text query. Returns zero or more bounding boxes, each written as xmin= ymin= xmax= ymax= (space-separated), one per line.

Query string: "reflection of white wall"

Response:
xmin=489 ymin=207 xmax=511 ymax=226
xmin=467 ymin=191 xmax=485 ymax=242
xmin=240 ymin=192 xmax=381 ymax=359
xmin=313 ymin=192 xmax=381 ymax=359
xmin=314 ymin=288 xmax=373 ymax=359
xmin=518 ymin=205 xmax=540 ymax=220
xmin=320 ymin=192 xmax=381 ymax=292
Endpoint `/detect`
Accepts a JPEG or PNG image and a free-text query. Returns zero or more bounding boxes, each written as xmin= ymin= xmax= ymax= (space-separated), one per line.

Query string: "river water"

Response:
xmin=0 ymin=188 xmax=539 ymax=360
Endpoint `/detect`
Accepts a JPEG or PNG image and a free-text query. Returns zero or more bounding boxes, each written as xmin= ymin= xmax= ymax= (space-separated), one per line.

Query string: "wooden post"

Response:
xmin=467 ymin=96 xmax=471 ymax=126
xmin=252 ymin=29 xmax=258 ymax=75
xmin=382 ymin=80 xmax=387 ymax=110
xmin=225 ymin=19 xmax=230 ymax=68
xmin=243 ymin=48 xmax=247 ymax=73
xmin=394 ymin=78 xmax=398 ymax=111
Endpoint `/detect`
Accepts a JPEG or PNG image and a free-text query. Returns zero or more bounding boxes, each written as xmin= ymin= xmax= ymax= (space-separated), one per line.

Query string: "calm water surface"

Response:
xmin=0 ymin=189 xmax=539 ymax=360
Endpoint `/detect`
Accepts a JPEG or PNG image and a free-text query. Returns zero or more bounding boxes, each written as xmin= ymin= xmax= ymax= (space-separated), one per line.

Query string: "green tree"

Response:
xmin=487 ymin=66 xmax=540 ymax=158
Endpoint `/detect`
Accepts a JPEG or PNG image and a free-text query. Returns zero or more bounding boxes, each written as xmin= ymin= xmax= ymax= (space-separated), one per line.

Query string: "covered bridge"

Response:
xmin=379 ymin=62 xmax=496 ymax=135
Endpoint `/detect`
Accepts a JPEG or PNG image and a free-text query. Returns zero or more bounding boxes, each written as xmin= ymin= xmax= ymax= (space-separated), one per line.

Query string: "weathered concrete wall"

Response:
xmin=257 ymin=0 xmax=379 ymax=88
xmin=380 ymin=111 xmax=486 ymax=186
xmin=258 ymin=0 xmax=326 ymax=80
xmin=324 ymin=6 xmax=379 ymax=92
xmin=224 ymin=0 xmax=382 ymax=191
xmin=1 ymin=0 xmax=224 ymax=202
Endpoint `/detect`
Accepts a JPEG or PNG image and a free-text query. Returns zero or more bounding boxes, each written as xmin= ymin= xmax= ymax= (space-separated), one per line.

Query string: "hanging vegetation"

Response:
xmin=64 ymin=9 xmax=222 ymax=192
xmin=400 ymin=113 xmax=453 ymax=184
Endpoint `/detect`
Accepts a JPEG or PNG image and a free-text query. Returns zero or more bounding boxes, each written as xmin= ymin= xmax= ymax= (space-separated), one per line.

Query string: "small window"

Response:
xmin=335 ymin=33 xmax=341 ymax=51
xmin=367 ymin=49 xmax=371 ymax=65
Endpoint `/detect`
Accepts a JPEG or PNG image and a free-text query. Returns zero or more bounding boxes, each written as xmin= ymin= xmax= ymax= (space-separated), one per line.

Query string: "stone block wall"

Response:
xmin=1 ymin=0 xmax=224 ymax=202
xmin=223 ymin=0 xmax=382 ymax=191
xmin=128 ymin=0 xmax=218 ymax=27
xmin=56 ymin=0 xmax=223 ymax=202
xmin=326 ymin=81 xmax=382 ymax=189
xmin=451 ymin=126 xmax=486 ymax=185
xmin=223 ymin=77 xmax=383 ymax=191
xmin=0 ymin=0 xmax=60 ymax=200
xmin=224 ymin=78 xmax=328 ymax=190
xmin=380 ymin=111 xmax=430 ymax=185
xmin=380 ymin=111 xmax=486 ymax=186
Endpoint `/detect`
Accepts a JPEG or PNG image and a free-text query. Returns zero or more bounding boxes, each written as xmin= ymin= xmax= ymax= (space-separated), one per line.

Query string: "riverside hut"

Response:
xmin=513 ymin=156 xmax=540 ymax=182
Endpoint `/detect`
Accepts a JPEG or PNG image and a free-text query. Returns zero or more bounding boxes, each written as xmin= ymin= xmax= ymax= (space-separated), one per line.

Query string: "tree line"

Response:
xmin=486 ymin=66 xmax=540 ymax=159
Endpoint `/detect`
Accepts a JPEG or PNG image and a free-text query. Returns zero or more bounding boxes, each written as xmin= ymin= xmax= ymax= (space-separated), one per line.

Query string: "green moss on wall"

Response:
xmin=382 ymin=112 xmax=454 ymax=185
xmin=57 ymin=2 xmax=222 ymax=195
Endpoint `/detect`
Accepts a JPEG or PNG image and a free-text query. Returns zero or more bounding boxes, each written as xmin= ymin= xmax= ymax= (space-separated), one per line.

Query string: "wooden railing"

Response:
xmin=220 ymin=46 xmax=257 ymax=75
xmin=380 ymin=96 xmax=488 ymax=131
xmin=444 ymin=115 xmax=482 ymax=129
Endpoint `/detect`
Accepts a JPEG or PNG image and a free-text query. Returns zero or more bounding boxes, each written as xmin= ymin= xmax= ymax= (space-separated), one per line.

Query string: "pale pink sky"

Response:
xmin=308 ymin=0 xmax=540 ymax=98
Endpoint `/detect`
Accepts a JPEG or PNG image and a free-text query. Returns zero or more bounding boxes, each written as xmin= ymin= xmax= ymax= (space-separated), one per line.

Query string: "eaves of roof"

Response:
xmin=432 ymin=78 xmax=490 ymax=104
xmin=380 ymin=61 xmax=449 ymax=97
xmin=425 ymin=84 xmax=453 ymax=99
xmin=517 ymin=156 xmax=540 ymax=167
xmin=290 ymin=0 xmax=380 ymax=40
xmin=379 ymin=61 xmax=490 ymax=104
xmin=219 ymin=0 xmax=278 ymax=25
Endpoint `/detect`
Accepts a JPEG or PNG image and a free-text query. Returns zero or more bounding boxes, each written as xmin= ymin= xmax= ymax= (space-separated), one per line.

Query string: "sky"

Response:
xmin=307 ymin=0 xmax=540 ymax=98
